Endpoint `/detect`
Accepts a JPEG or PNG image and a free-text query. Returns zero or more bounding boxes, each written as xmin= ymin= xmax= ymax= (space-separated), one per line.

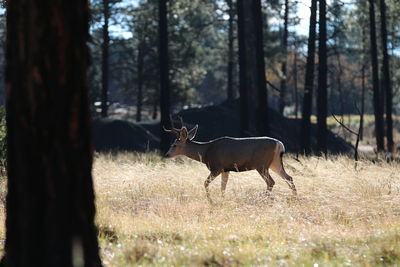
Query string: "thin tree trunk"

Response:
xmin=237 ymin=0 xmax=249 ymax=136
xmin=317 ymin=0 xmax=328 ymax=156
xmin=368 ymin=0 xmax=384 ymax=151
xmin=3 ymin=0 xmax=102 ymax=265
xmin=136 ymin=41 xmax=144 ymax=122
xmin=336 ymin=51 xmax=344 ymax=121
xmin=360 ymin=59 xmax=366 ymax=141
xmin=279 ymin=0 xmax=289 ymax=115
xmin=254 ymin=0 xmax=268 ymax=136
xmin=152 ymin=95 xmax=158 ymax=120
xmin=293 ymin=41 xmax=299 ymax=120
xmin=227 ymin=0 xmax=235 ymax=100
xmin=300 ymin=0 xmax=317 ymax=154
xmin=101 ymin=0 xmax=109 ymax=118
xmin=379 ymin=0 xmax=393 ymax=152
xmin=158 ymin=0 xmax=171 ymax=153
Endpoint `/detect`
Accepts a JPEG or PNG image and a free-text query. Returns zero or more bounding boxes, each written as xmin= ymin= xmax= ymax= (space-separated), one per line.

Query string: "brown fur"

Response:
xmin=165 ymin=126 xmax=296 ymax=202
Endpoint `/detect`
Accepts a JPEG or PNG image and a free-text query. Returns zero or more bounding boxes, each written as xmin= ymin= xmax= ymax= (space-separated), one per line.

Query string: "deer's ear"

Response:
xmin=180 ymin=127 xmax=188 ymax=140
xmin=188 ymin=125 xmax=198 ymax=140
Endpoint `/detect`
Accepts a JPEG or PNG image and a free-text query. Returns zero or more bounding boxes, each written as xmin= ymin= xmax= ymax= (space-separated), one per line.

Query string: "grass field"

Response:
xmin=93 ymin=152 xmax=400 ymax=266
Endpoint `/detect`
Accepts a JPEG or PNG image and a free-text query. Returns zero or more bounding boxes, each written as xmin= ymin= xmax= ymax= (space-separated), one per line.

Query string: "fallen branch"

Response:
xmin=331 ymin=106 xmax=361 ymax=168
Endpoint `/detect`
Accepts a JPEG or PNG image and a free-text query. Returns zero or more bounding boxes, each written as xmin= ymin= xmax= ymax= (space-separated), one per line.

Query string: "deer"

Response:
xmin=163 ymin=119 xmax=297 ymax=203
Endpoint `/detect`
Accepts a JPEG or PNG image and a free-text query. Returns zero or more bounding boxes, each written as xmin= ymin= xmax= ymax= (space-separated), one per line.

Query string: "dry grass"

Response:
xmin=94 ymin=152 xmax=400 ymax=266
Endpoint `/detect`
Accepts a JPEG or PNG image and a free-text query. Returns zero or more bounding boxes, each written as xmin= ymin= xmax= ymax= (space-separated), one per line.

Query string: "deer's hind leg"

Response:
xmin=257 ymin=168 xmax=275 ymax=193
xmin=269 ymin=153 xmax=297 ymax=195
xmin=221 ymin=172 xmax=229 ymax=197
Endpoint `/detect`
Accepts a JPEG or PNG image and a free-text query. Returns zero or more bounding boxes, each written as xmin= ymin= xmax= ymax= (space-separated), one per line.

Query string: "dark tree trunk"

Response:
xmin=379 ymin=0 xmax=393 ymax=152
xmin=136 ymin=41 xmax=144 ymax=122
xmin=360 ymin=27 xmax=367 ymax=141
xmin=293 ymin=41 xmax=299 ymax=120
xmin=152 ymin=88 xmax=158 ymax=120
xmin=253 ymin=0 xmax=268 ymax=136
xmin=237 ymin=0 xmax=268 ymax=136
xmin=237 ymin=0 xmax=248 ymax=136
xmin=3 ymin=0 xmax=102 ymax=266
xmin=158 ymin=0 xmax=171 ymax=153
xmin=360 ymin=58 xmax=366 ymax=141
xmin=279 ymin=0 xmax=289 ymax=115
xmin=101 ymin=0 xmax=109 ymax=118
xmin=317 ymin=0 xmax=328 ymax=156
xmin=152 ymin=97 xmax=158 ymax=120
xmin=368 ymin=0 xmax=384 ymax=151
xmin=227 ymin=0 xmax=235 ymax=100
xmin=336 ymin=51 xmax=344 ymax=121
xmin=300 ymin=0 xmax=317 ymax=154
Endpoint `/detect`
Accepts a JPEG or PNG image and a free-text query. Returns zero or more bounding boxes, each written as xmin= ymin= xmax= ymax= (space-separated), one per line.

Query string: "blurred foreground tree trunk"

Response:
xmin=368 ymin=0 xmax=384 ymax=151
xmin=279 ymin=0 xmax=289 ymax=115
xmin=159 ymin=0 xmax=171 ymax=153
xmin=2 ymin=0 xmax=102 ymax=266
xmin=300 ymin=0 xmax=317 ymax=154
xmin=379 ymin=0 xmax=393 ymax=152
xmin=317 ymin=0 xmax=327 ymax=155
xmin=237 ymin=0 xmax=268 ymax=136
xmin=101 ymin=0 xmax=110 ymax=118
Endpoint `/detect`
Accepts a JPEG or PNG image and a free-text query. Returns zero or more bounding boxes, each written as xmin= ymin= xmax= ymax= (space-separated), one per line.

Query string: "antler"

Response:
xmin=163 ymin=115 xmax=181 ymax=136
xmin=178 ymin=116 xmax=185 ymax=128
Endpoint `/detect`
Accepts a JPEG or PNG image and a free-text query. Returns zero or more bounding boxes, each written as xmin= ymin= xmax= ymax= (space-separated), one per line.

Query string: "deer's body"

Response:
xmin=164 ymin=122 xmax=296 ymax=202
xmin=183 ymin=137 xmax=279 ymax=173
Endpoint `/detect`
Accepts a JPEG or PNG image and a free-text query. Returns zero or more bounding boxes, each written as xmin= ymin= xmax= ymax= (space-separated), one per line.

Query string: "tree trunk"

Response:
xmin=237 ymin=0 xmax=268 ymax=136
xmin=293 ymin=40 xmax=299 ymax=120
xmin=237 ymin=0 xmax=248 ymax=136
xmin=158 ymin=0 xmax=171 ymax=153
xmin=360 ymin=58 xmax=366 ymax=141
xmin=3 ymin=1 xmax=102 ymax=266
xmin=279 ymin=0 xmax=289 ymax=115
xmin=136 ymin=41 xmax=144 ymax=122
xmin=253 ymin=0 xmax=268 ymax=136
xmin=368 ymin=0 xmax=384 ymax=151
xmin=152 ymin=88 xmax=158 ymax=120
xmin=101 ymin=0 xmax=109 ymax=118
xmin=227 ymin=0 xmax=235 ymax=100
xmin=300 ymin=0 xmax=317 ymax=154
xmin=379 ymin=0 xmax=393 ymax=152
xmin=317 ymin=0 xmax=327 ymax=156
xmin=335 ymin=51 xmax=344 ymax=122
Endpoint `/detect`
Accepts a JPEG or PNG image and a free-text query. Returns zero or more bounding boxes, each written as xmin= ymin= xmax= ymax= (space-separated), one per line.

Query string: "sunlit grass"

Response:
xmin=94 ymin=152 xmax=400 ymax=266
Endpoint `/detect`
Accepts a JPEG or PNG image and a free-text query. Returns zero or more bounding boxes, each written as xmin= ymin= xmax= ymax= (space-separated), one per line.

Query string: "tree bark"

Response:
xmin=237 ymin=0 xmax=249 ymax=136
xmin=379 ymin=0 xmax=393 ymax=152
xmin=3 ymin=0 xmax=102 ymax=266
xmin=101 ymin=0 xmax=110 ymax=118
xmin=368 ymin=0 xmax=384 ymax=151
xmin=237 ymin=0 xmax=268 ymax=136
xmin=158 ymin=0 xmax=171 ymax=153
xmin=300 ymin=0 xmax=317 ymax=154
xmin=279 ymin=0 xmax=289 ymax=115
xmin=227 ymin=0 xmax=235 ymax=100
xmin=293 ymin=40 xmax=299 ymax=120
xmin=136 ymin=40 xmax=144 ymax=122
xmin=317 ymin=0 xmax=328 ymax=156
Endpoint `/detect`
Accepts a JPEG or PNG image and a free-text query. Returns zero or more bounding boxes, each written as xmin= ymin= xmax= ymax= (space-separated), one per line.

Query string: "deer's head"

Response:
xmin=163 ymin=118 xmax=198 ymax=158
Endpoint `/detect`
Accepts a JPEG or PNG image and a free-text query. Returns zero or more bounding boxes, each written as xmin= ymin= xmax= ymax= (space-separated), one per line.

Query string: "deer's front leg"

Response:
xmin=204 ymin=171 xmax=220 ymax=203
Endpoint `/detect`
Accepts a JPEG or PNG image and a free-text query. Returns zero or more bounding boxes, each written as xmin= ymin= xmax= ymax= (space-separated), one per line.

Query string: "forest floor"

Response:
xmin=92 ymin=152 xmax=400 ymax=266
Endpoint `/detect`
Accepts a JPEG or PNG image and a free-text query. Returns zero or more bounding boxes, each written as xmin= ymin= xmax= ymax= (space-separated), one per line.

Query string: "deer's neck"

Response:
xmin=183 ymin=141 xmax=209 ymax=163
